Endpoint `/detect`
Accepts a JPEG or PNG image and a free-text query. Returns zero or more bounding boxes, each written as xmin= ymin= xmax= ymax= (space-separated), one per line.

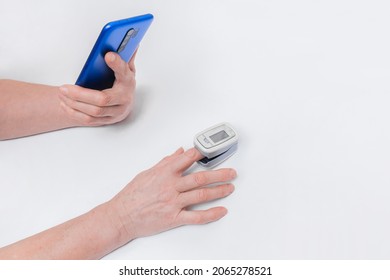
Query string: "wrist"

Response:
xmin=55 ymin=86 xmax=82 ymax=128
xmin=78 ymin=202 xmax=133 ymax=258
xmin=101 ymin=198 xmax=137 ymax=247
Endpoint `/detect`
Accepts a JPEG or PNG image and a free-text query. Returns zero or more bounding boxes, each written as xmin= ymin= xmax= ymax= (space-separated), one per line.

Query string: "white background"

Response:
xmin=1 ymin=0 xmax=390 ymax=259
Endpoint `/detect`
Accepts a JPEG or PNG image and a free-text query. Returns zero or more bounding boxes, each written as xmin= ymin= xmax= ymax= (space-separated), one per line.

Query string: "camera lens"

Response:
xmin=118 ymin=45 xmax=125 ymax=53
xmin=117 ymin=29 xmax=135 ymax=53
xmin=126 ymin=29 xmax=135 ymax=37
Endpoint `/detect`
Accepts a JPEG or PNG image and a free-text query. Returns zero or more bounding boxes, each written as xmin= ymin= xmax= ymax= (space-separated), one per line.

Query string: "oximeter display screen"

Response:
xmin=210 ymin=130 xmax=229 ymax=143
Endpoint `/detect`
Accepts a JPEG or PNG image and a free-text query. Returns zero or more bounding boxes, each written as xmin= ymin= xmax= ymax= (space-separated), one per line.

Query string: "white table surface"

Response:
xmin=1 ymin=0 xmax=390 ymax=259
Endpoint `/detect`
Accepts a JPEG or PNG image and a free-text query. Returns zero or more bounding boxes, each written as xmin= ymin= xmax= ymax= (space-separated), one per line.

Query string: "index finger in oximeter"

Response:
xmin=194 ymin=122 xmax=238 ymax=168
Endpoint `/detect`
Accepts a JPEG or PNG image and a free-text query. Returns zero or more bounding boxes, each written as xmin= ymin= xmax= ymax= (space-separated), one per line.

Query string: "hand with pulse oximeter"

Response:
xmin=0 ymin=16 xmax=237 ymax=259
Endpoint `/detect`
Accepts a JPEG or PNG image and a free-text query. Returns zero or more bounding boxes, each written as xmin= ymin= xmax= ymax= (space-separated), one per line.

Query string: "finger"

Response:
xmin=59 ymin=101 xmax=112 ymax=126
xmin=59 ymin=93 xmax=119 ymax=117
xmin=177 ymin=207 xmax=228 ymax=225
xmin=170 ymin=148 xmax=204 ymax=173
xmin=105 ymin=52 xmax=133 ymax=85
xmin=179 ymin=184 xmax=234 ymax=208
xmin=173 ymin=147 xmax=185 ymax=156
xmin=155 ymin=147 xmax=185 ymax=167
xmin=59 ymin=85 xmax=119 ymax=107
xmin=176 ymin=168 xmax=237 ymax=192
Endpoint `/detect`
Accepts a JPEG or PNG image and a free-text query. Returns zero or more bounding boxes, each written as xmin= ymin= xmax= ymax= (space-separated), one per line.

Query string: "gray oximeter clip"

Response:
xmin=194 ymin=122 xmax=239 ymax=168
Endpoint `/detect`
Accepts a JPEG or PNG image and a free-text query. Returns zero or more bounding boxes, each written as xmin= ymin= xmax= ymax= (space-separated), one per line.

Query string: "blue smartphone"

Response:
xmin=76 ymin=14 xmax=153 ymax=90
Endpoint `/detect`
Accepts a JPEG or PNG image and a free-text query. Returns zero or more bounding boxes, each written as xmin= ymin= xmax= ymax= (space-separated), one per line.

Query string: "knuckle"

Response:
xmin=82 ymin=115 xmax=96 ymax=126
xmin=98 ymin=93 xmax=112 ymax=106
xmin=197 ymin=188 xmax=209 ymax=202
xmin=120 ymin=74 xmax=136 ymax=90
xmin=194 ymin=172 xmax=207 ymax=186
xmin=121 ymin=90 xmax=131 ymax=103
xmin=64 ymin=97 xmax=76 ymax=108
xmin=68 ymin=87 xmax=82 ymax=100
xmin=93 ymin=106 xmax=106 ymax=117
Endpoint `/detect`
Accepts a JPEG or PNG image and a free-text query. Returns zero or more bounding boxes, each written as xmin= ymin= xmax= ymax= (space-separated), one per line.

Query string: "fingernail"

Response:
xmin=107 ymin=52 xmax=116 ymax=62
xmin=228 ymin=184 xmax=235 ymax=193
xmin=221 ymin=208 xmax=228 ymax=216
xmin=230 ymin=169 xmax=237 ymax=179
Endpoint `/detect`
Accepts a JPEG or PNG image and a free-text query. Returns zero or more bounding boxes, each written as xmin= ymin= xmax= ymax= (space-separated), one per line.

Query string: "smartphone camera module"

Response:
xmin=117 ymin=28 xmax=137 ymax=53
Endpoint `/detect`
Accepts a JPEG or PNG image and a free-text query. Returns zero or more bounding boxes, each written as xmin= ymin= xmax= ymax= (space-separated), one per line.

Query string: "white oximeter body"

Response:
xmin=194 ymin=122 xmax=238 ymax=168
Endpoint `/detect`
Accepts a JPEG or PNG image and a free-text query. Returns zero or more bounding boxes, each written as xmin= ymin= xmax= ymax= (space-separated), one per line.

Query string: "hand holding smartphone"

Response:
xmin=76 ymin=14 xmax=153 ymax=90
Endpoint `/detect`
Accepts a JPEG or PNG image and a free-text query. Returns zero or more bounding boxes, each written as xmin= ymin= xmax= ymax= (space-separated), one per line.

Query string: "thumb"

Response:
xmin=104 ymin=52 xmax=132 ymax=85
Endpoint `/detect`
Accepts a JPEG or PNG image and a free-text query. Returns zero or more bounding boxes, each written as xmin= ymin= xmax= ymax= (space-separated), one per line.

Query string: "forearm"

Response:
xmin=0 ymin=202 xmax=130 ymax=260
xmin=0 ymin=79 xmax=76 ymax=140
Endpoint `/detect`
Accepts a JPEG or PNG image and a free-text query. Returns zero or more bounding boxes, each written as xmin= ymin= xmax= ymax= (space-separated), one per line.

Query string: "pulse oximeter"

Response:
xmin=194 ymin=122 xmax=239 ymax=168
